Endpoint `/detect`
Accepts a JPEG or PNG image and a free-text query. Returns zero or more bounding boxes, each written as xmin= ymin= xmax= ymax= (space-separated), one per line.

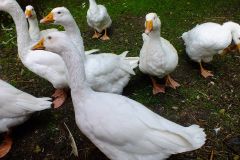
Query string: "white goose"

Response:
xmin=40 ymin=7 xmax=139 ymax=94
xmin=0 ymin=79 xmax=51 ymax=158
xmin=0 ymin=0 xmax=114 ymax=108
xmin=87 ymin=0 xmax=112 ymax=40
xmin=182 ymin=21 xmax=240 ymax=78
xmin=139 ymin=13 xmax=180 ymax=94
xmin=25 ymin=5 xmax=57 ymax=41
xmin=33 ymin=31 xmax=206 ymax=160
xmin=25 ymin=5 xmax=99 ymax=55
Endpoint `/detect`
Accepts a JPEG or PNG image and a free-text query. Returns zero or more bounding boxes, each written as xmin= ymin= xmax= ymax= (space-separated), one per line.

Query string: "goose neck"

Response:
xmin=89 ymin=0 xmax=98 ymax=11
xmin=60 ymin=46 xmax=91 ymax=93
xmin=61 ymin=17 xmax=85 ymax=60
xmin=28 ymin=18 xmax=40 ymax=40
xmin=223 ymin=22 xmax=240 ymax=34
xmin=4 ymin=1 xmax=31 ymax=60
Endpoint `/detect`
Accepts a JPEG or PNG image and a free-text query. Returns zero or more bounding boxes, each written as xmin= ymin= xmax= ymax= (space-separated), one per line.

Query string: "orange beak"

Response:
xmin=32 ymin=38 xmax=45 ymax=50
xmin=40 ymin=12 xmax=54 ymax=24
xmin=25 ymin=10 xmax=32 ymax=18
xmin=145 ymin=20 xmax=153 ymax=34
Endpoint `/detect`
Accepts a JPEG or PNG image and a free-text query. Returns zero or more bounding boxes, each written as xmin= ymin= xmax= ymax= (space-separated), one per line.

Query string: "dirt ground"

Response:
xmin=0 ymin=0 xmax=240 ymax=159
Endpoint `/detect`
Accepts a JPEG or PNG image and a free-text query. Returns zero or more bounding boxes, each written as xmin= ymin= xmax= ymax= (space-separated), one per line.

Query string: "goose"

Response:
xmin=139 ymin=13 xmax=180 ymax=94
xmin=25 ymin=5 xmax=58 ymax=41
xmin=0 ymin=0 xmax=102 ymax=108
xmin=87 ymin=0 xmax=112 ymax=40
xmin=25 ymin=5 xmax=99 ymax=55
xmin=0 ymin=79 xmax=51 ymax=158
xmin=182 ymin=21 xmax=240 ymax=78
xmin=40 ymin=7 xmax=139 ymax=94
xmin=32 ymin=31 xmax=206 ymax=160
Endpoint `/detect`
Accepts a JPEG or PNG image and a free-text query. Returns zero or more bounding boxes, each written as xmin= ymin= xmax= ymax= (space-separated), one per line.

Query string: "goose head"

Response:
xmin=232 ymin=29 xmax=240 ymax=52
xmin=223 ymin=21 xmax=240 ymax=52
xmin=25 ymin=5 xmax=36 ymax=19
xmin=144 ymin=13 xmax=161 ymax=34
xmin=32 ymin=31 xmax=70 ymax=54
xmin=40 ymin=7 xmax=72 ymax=26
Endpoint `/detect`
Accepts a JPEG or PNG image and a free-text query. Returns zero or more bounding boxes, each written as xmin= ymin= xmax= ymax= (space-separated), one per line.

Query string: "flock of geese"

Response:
xmin=0 ymin=0 xmax=240 ymax=159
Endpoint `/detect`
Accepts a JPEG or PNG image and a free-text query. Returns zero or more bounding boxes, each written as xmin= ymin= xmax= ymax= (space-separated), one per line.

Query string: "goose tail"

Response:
xmin=125 ymin=57 xmax=139 ymax=70
xmin=119 ymin=51 xmax=136 ymax=75
xmin=33 ymin=97 xmax=52 ymax=111
xmin=85 ymin=49 xmax=100 ymax=55
xmin=181 ymin=32 xmax=188 ymax=43
xmin=185 ymin=125 xmax=206 ymax=150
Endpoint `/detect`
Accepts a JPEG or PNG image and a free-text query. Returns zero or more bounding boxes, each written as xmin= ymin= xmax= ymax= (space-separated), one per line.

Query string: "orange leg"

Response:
xmin=199 ymin=62 xmax=213 ymax=78
xmin=150 ymin=76 xmax=165 ymax=94
xmin=100 ymin=29 xmax=110 ymax=41
xmin=92 ymin=30 xmax=101 ymax=39
xmin=0 ymin=133 xmax=13 ymax=158
xmin=165 ymin=75 xmax=180 ymax=89
xmin=52 ymin=89 xmax=68 ymax=108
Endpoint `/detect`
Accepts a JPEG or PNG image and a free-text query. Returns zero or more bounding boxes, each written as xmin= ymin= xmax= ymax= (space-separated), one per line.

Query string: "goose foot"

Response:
xmin=52 ymin=89 xmax=67 ymax=108
xmin=100 ymin=35 xmax=110 ymax=41
xmin=199 ymin=62 xmax=213 ymax=78
xmin=100 ymin=29 xmax=110 ymax=41
xmin=150 ymin=76 xmax=165 ymax=94
xmin=165 ymin=75 xmax=180 ymax=89
xmin=92 ymin=31 xmax=101 ymax=39
xmin=0 ymin=133 xmax=12 ymax=158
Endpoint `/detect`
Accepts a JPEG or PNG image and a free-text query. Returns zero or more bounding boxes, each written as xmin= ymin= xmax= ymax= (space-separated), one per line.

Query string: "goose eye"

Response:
xmin=238 ymin=37 xmax=240 ymax=40
xmin=48 ymin=36 xmax=52 ymax=40
xmin=57 ymin=11 xmax=61 ymax=14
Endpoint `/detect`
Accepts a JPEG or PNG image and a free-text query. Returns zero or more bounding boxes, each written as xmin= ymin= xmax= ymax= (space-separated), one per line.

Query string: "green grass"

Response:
xmin=0 ymin=0 xmax=240 ymax=159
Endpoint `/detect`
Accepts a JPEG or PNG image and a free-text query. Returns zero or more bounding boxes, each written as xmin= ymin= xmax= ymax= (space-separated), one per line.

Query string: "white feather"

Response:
xmin=182 ymin=22 xmax=240 ymax=63
xmin=87 ymin=0 xmax=112 ymax=33
xmin=0 ymin=79 xmax=51 ymax=132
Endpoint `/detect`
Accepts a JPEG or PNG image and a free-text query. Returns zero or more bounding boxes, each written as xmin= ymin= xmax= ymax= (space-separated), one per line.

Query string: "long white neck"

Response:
xmin=223 ymin=22 xmax=240 ymax=34
xmin=89 ymin=0 xmax=98 ymax=11
xmin=4 ymin=1 xmax=31 ymax=60
xmin=148 ymin=27 xmax=161 ymax=40
xmin=27 ymin=17 xmax=40 ymax=41
xmin=60 ymin=44 xmax=91 ymax=94
xmin=61 ymin=16 xmax=85 ymax=60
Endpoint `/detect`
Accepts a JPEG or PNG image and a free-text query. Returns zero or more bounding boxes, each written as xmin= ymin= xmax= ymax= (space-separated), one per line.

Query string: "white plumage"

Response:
xmin=140 ymin=36 xmax=178 ymax=78
xmin=87 ymin=0 xmax=112 ymax=40
xmin=25 ymin=5 xmax=99 ymax=55
xmin=0 ymin=79 xmax=51 ymax=133
xmin=25 ymin=5 xmax=58 ymax=42
xmin=0 ymin=0 xmax=135 ymax=108
xmin=41 ymin=7 xmax=139 ymax=94
xmin=0 ymin=0 xmax=68 ymax=90
xmin=139 ymin=13 xmax=179 ymax=94
xmin=34 ymin=32 xmax=206 ymax=160
xmin=182 ymin=22 xmax=240 ymax=63
xmin=182 ymin=21 xmax=240 ymax=77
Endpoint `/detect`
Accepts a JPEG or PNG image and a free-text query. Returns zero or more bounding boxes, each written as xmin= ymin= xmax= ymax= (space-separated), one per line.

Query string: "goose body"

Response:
xmin=182 ymin=22 xmax=240 ymax=77
xmin=33 ymin=32 xmax=206 ymax=160
xmin=139 ymin=13 xmax=180 ymax=94
xmin=41 ymin=7 xmax=139 ymax=94
xmin=0 ymin=79 xmax=51 ymax=157
xmin=87 ymin=0 xmax=112 ymax=40
xmin=140 ymin=36 xmax=178 ymax=78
